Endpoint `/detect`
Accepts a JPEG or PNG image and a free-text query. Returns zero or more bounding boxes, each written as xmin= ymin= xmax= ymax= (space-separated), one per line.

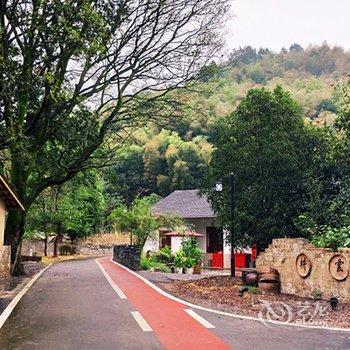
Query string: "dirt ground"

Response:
xmin=81 ymin=233 xmax=130 ymax=246
xmin=154 ymin=275 xmax=350 ymax=329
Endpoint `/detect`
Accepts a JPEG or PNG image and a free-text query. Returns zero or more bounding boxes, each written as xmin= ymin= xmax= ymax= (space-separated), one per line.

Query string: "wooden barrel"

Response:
xmin=258 ymin=270 xmax=280 ymax=294
xmin=258 ymin=281 xmax=280 ymax=294
xmin=258 ymin=272 xmax=280 ymax=282
xmin=245 ymin=272 xmax=258 ymax=286
xmin=256 ymin=266 xmax=279 ymax=276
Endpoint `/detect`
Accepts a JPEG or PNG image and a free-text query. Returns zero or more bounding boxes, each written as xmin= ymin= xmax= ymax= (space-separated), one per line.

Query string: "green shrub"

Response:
xmin=152 ymin=246 xmax=175 ymax=265
xmin=181 ymin=237 xmax=203 ymax=266
xmin=312 ymin=226 xmax=350 ymax=251
xmin=248 ymin=286 xmax=261 ymax=294
xmin=151 ymin=262 xmax=171 ymax=273
xmin=174 ymin=249 xmax=187 ymax=268
xmin=140 ymin=254 xmax=171 ymax=272
xmin=184 ymin=257 xmax=197 ymax=268
xmin=140 ymin=255 xmax=152 ymax=270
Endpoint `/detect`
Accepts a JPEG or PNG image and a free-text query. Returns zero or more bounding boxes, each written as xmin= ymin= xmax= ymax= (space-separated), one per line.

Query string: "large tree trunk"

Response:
xmin=4 ymin=152 xmax=30 ymax=276
xmin=4 ymin=210 xmax=26 ymax=276
xmin=53 ymin=224 xmax=63 ymax=258
xmin=44 ymin=234 xmax=48 ymax=256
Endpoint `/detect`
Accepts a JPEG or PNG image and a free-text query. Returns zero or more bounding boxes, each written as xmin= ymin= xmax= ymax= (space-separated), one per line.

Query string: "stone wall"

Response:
xmin=0 ymin=246 xmax=10 ymax=279
xmin=22 ymin=240 xmax=113 ymax=257
xmin=113 ymin=245 xmax=141 ymax=271
xmin=256 ymin=238 xmax=350 ymax=301
xmin=78 ymin=244 xmax=113 ymax=256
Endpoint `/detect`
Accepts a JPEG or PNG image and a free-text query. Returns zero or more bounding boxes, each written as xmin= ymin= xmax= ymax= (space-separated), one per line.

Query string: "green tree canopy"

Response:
xmin=26 ymin=170 xmax=105 ymax=240
xmin=104 ymin=129 xmax=212 ymax=204
xmin=204 ymin=87 xmax=326 ymax=248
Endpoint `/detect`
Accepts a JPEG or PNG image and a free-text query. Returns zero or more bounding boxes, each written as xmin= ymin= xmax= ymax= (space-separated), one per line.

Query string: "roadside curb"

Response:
xmin=108 ymin=258 xmax=350 ymax=333
xmin=0 ymin=264 xmax=52 ymax=329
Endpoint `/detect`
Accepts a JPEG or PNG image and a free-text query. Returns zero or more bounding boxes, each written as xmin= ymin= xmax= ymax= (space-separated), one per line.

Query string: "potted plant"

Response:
xmin=193 ymin=261 xmax=202 ymax=274
xmin=184 ymin=257 xmax=196 ymax=274
xmin=181 ymin=237 xmax=203 ymax=274
xmin=174 ymin=250 xmax=185 ymax=273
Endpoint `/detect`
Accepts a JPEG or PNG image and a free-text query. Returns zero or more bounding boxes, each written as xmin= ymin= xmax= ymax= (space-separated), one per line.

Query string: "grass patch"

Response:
xmin=247 ymin=286 xmax=261 ymax=294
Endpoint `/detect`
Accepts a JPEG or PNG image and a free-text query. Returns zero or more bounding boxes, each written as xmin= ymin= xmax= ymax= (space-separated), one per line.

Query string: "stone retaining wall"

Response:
xmin=22 ymin=240 xmax=113 ymax=257
xmin=0 ymin=245 xmax=10 ymax=279
xmin=256 ymin=238 xmax=350 ymax=301
xmin=77 ymin=244 xmax=113 ymax=256
xmin=113 ymin=245 xmax=141 ymax=271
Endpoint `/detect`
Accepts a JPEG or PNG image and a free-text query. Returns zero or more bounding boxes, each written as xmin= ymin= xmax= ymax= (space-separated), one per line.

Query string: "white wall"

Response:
xmin=223 ymin=229 xmax=231 ymax=269
xmin=143 ymin=235 xmax=159 ymax=253
xmin=185 ymin=218 xmax=215 ymax=253
xmin=143 ymin=217 xmax=225 ymax=259
xmin=171 ymin=236 xmax=182 ymax=253
xmin=223 ymin=229 xmax=231 ymax=254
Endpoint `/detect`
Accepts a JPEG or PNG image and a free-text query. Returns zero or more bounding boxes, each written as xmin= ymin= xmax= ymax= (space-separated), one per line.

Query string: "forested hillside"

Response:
xmin=104 ymin=43 xmax=349 ymax=203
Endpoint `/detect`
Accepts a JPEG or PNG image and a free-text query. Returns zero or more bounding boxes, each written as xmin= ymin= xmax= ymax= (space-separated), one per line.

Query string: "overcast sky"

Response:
xmin=225 ymin=0 xmax=350 ymax=52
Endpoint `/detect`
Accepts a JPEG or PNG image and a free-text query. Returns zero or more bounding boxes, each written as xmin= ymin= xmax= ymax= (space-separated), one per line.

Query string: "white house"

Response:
xmin=146 ymin=189 xmax=234 ymax=268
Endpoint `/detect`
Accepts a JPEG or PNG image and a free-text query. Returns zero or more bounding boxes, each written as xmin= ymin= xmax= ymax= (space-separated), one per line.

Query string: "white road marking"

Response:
xmin=0 ymin=264 xmax=52 ymax=329
xmin=131 ymin=311 xmax=153 ymax=332
xmin=185 ymin=309 xmax=215 ymax=329
xmin=95 ymin=259 xmax=127 ymax=299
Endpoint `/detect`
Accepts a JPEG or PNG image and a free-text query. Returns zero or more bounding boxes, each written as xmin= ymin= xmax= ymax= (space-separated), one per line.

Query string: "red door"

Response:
xmin=212 ymin=252 xmax=223 ymax=268
xmin=207 ymin=227 xmax=224 ymax=268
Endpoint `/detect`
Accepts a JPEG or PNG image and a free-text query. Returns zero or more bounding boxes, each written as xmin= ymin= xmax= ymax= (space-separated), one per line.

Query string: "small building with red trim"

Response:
xmin=0 ymin=175 xmax=25 ymax=278
xmin=149 ymin=189 xmax=254 ymax=269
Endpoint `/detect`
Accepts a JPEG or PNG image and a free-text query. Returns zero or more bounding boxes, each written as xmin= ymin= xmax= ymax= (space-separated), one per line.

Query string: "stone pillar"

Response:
xmin=0 ymin=197 xmax=6 ymax=247
xmin=113 ymin=245 xmax=141 ymax=271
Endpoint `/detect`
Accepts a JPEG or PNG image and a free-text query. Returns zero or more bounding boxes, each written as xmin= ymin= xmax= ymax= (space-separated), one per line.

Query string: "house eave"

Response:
xmin=0 ymin=175 xmax=25 ymax=212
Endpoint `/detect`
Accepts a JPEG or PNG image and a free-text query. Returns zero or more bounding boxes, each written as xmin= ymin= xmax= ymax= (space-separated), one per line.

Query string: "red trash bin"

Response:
xmin=234 ymin=253 xmax=247 ymax=268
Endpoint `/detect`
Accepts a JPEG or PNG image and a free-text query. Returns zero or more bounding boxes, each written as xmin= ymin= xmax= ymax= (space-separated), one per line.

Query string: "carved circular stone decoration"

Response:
xmin=329 ymin=254 xmax=348 ymax=281
xmin=296 ymin=253 xmax=312 ymax=277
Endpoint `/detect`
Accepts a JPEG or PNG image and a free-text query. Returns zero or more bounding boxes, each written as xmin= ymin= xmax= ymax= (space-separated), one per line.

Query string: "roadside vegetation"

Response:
xmin=140 ymin=238 xmax=203 ymax=273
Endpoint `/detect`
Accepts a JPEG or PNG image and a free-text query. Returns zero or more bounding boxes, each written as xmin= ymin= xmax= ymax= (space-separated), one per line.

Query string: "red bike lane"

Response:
xmin=98 ymin=258 xmax=231 ymax=350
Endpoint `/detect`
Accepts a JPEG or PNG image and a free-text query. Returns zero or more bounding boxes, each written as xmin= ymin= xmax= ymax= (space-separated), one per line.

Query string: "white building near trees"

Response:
xmin=146 ymin=190 xmax=233 ymax=268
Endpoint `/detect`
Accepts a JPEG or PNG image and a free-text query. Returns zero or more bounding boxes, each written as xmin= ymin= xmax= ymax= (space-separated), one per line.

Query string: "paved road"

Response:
xmin=0 ymin=259 xmax=162 ymax=350
xmin=0 ymin=258 xmax=349 ymax=350
xmin=197 ymin=310 xmax=350 ymax=350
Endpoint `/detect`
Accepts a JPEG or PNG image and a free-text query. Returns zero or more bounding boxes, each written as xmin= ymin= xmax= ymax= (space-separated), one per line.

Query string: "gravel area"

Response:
xmin=138 ymin=269 xmax=230 ymax=283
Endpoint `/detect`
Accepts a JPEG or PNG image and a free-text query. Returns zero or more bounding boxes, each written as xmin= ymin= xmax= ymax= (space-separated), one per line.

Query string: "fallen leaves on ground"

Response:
xmin=41 ymin=254 xmax=93 ymax=266
xmin=158 ymin=276 xmax=350 ymax=329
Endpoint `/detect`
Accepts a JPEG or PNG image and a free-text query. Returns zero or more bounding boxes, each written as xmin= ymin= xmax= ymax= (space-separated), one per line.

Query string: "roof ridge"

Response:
xmin=152 ymin=189 xmax=215 ymax=219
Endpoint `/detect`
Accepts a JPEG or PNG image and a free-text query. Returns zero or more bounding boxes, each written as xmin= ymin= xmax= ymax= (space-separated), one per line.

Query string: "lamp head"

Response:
xmin=215 ymin=182 xmax=223 ymax=192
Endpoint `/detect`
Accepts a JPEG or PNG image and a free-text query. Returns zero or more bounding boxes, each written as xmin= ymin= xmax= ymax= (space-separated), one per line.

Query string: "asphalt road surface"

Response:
xmin=0 ymin=258 xmax=349 ymax=350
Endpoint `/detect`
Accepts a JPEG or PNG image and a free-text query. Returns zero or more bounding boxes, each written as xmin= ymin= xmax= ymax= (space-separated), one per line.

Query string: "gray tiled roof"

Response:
xmin=152 ymin=190 xmax=216 ymax=219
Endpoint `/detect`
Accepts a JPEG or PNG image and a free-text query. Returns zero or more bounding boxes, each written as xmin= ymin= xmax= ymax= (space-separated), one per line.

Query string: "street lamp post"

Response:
xmin=215 ymin=172 xmax=235 ymax=277
xmin=229 ymin=172 xmax=235 ymax=277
